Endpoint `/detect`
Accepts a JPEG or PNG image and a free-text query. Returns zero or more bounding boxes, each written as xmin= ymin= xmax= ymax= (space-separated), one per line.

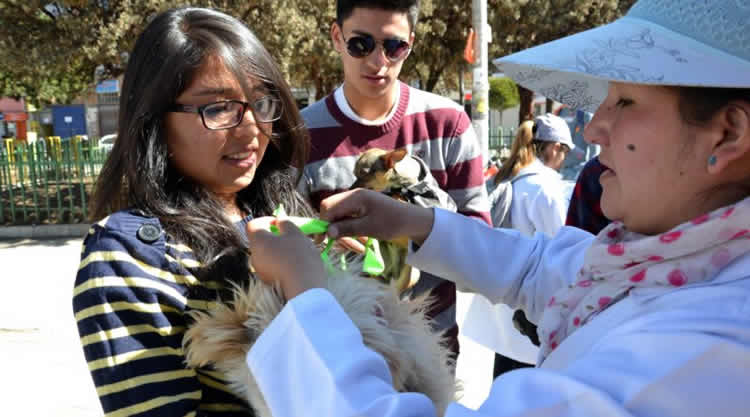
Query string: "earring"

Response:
xmin=708 ymin=155 xmax=717 ymax=166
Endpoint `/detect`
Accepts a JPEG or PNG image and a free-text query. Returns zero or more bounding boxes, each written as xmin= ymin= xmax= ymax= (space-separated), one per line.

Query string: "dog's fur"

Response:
xmin=352 ymin=148 xmax=422 ymax=291
xmin=183 ymin=265 xmax=458 ymax=417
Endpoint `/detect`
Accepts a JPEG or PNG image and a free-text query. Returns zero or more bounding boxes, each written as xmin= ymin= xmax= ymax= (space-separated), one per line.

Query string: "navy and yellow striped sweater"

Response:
xmin=73 ymin=210 xmax=253 ymax=416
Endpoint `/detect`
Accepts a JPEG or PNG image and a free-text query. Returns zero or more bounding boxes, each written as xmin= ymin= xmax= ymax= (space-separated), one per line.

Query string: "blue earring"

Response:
xmin=708 ymin=155 xmax=717 ymax=166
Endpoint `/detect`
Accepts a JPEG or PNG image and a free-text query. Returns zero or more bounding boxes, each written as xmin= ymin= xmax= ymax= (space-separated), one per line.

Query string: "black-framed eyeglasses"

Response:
xmin=169 ymin=97 xmax=283 ymax=130
xmin=342 ymin=33 xmax=411 ymax=63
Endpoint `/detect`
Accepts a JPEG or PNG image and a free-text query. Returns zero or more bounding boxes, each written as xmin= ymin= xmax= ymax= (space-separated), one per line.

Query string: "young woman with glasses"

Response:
xmin=72 ymin=7 xmax=312 ymax=416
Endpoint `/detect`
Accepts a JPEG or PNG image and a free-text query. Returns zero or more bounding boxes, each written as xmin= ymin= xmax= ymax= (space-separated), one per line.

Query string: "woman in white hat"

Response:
xmin=242 ymin=0 xmax=750 ymax=416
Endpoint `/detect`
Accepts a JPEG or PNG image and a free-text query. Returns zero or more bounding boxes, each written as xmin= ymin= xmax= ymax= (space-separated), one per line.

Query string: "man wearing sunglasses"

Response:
xmin=299 ymin=0 xmax=491 ymax=367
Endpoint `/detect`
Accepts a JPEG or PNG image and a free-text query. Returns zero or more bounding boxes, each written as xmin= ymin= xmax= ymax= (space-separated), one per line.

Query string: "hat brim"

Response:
xmin=494 ymin=16 xmax=750 ymax=112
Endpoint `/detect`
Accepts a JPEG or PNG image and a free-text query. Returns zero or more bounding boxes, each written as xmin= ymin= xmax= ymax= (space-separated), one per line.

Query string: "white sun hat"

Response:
xmin=534 ymin=113 xmax=575 ymax=150
xmin=494 ymin=0 xmax=750 ymax=113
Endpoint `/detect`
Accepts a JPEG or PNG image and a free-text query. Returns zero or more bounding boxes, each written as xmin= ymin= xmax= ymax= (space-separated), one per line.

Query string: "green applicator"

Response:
xmin=270 ymin=205 xmax=385 ymax=276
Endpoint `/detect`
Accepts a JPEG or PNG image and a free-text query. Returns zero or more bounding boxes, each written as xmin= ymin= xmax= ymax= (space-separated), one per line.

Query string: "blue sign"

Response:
xmin=96 ymin=79 xmax=120 ymax=94
xmin=0 ymin=113 xmax=4 ymax=121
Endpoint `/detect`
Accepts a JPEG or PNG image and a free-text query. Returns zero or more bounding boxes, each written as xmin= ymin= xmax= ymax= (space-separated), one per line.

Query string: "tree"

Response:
xmin=0 ymin=0 xmax=169 ymax=105
xmin=488 ymin=76 xmax=519 ymax=111
xmin=0 ymin=0 xmax=339 ymax=103
xmin=1 ymin=0 xmax=637 ymax=109
xmin=400 ymin=0 xmax=472 ymax=94
xmin=248 ymin=0 xmax=340 ymax=100
xmin=486 ymin=0 xmax=637 ymax=122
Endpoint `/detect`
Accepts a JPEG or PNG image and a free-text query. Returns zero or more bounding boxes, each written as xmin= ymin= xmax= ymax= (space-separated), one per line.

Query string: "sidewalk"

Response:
xmin=0 ymin=236 xmax=102 ymax=416
xmin=0 ymin=230 xmax=495 ymax=415
xmin=0 ymin=224 xmax=90 ymax=240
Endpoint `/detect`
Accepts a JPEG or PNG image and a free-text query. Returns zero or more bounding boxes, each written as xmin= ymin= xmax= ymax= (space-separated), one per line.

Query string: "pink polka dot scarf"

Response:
xmin=537 ymin=198 xmax=750 ymax=361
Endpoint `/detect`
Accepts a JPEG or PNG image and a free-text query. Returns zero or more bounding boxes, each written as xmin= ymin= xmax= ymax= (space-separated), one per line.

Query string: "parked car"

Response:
xmin=99 ymin=133 xmax=117 ymax=154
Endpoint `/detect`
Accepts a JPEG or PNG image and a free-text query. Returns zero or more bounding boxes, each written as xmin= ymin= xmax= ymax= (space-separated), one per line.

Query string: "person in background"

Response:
xmin=493 ymin=113 xmax=574 ymax=237
xmin=566 ymin=156 xmax=611 ymax=234
xmin=474 ymin=113 xmax=574 ymax=377
xmin=72 ymin=7 xmax=312 ymax=416
xmin=298 ymin=0 xmax=491 ymax=362
xmin=558 ymin=108 xmax=597 ymax=181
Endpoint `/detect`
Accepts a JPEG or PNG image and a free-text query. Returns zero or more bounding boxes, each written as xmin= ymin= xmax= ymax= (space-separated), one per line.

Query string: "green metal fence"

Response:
xmin=489 ymin=128 xmax=516 ymax=151
xmin=0 ymin=130 xmax=512 ymax=226
xmin=0 ymin=137 xmax=108 ymax=226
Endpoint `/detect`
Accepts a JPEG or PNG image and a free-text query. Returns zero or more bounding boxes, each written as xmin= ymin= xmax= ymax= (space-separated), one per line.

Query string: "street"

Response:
xmin=0 ymin=237 xmax=101 ymax=416
xmin=0 ymin=237 xmax=494 ymax=415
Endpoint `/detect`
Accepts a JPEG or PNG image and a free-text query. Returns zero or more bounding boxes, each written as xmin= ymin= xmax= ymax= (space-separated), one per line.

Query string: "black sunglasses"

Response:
xmin=342 ymin=33 xmax=411 ymax=63
xmin=169 ymin=97 xmax=282 ymax=130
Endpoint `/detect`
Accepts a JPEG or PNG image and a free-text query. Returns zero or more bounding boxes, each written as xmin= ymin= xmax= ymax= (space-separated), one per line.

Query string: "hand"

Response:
xmin=320 ymin=188 xmax=435 ymax=246
xmin=336 ymin=236 xmax=368 ymax=254
xmin=246 ymin=217 xmax=328 ymax=300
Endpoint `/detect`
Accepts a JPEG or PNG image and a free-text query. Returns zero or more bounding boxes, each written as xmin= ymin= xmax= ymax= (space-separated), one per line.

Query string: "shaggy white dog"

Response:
xmin=183 ymin=266 xmax=459 ymax=417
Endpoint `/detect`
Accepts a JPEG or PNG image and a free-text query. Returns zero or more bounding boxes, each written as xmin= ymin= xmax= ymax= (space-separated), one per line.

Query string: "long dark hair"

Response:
xmin=91 ymin=7 xmax=314 ymax=273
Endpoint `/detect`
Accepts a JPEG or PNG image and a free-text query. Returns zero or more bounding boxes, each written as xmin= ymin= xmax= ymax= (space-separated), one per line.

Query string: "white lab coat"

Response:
xmin=462 ymin=158 xmax=570 ymax=363
xmin=508 ymin=158 xmax=570 ymax=238
xmin=247 ymin=208 xmax=750 ymax=417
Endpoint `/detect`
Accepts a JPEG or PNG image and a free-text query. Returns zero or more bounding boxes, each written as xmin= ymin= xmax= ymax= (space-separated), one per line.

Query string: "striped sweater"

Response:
xmin=72 ymin=210 xmax=252 ymax=416
xmin=299 ymin=82 xmax=491 ymax=356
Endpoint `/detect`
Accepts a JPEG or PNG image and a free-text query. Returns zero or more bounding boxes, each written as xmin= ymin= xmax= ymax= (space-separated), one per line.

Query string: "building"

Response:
xmin=0 ymin=97 xmax=28 ymax=140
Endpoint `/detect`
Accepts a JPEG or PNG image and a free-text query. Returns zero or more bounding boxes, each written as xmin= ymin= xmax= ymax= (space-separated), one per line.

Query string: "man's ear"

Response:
xmin=708 ymin=101 xmax=750 ymax=175
xmin=330 ymin=22 xmax=344 ymax=54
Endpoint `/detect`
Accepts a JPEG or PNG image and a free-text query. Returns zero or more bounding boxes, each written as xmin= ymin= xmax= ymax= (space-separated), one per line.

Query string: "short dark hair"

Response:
xmin=92 ymin=7 xmax=313 ymax=275
xmin=674 ymin=87 xmax=750 ymax=126
xmin=336 ymin=0 xmax=420 ymax=31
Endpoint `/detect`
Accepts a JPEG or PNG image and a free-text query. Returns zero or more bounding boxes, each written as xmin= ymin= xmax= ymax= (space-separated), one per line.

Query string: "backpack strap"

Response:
xmin=491 ymin=172 xmax=540 ymax=229
xmin=510 ymin=172 xmax=538 ymax=184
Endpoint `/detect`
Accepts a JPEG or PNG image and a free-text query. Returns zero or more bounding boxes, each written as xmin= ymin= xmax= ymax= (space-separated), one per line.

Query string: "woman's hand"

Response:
xmin=246 ymin=217 xmax=328 ymax=300
xmin=320 ymin=188 xmax=435 ymax=246
xmin=336 ymin=236 xmax=368 ymax=254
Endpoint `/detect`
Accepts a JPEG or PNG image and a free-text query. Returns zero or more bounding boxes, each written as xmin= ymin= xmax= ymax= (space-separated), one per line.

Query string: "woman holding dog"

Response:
xmin=72 ymin=7 xmax=313 ymax=416
xmin=244 ymin=0 xmax=750 ymax=416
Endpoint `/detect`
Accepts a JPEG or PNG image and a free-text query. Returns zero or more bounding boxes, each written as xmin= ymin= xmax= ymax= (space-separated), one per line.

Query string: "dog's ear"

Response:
xmin=384 ymin=149 xmax=408 ymax=170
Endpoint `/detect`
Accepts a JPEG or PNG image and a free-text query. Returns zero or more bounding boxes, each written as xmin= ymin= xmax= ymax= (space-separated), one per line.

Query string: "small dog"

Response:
xmin=183 ymin=266 xmax=458 ymax=417
xmin=352 ymin=148 xmax=423 ymax=291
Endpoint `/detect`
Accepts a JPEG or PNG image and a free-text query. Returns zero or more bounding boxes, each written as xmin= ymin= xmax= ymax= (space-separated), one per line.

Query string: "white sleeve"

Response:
xmin=248 ymin=289 xmax=438 ymax=417
xmin=248 ymin=289 xmax=750 ymax=417
xmin=407 ymin=208 xmax=593 ymax=323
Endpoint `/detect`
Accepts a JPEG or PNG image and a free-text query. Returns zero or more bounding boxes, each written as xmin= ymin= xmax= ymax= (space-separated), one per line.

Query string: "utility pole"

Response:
xmin=471 ymin=0 xmax=490 ymax=168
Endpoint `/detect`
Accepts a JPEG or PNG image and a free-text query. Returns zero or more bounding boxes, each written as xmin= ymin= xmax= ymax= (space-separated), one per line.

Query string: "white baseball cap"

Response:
xmin=534 ymin=113 xmax=575 ymax=150
xmin=494 ymin=0 xmax=750 ymax=113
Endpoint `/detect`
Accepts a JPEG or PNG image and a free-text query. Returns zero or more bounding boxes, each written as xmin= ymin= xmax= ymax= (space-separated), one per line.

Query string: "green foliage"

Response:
xmin=487 ymin=0 xmax=637 ymax=58
xmin=486 ymin=0 xmax=637 ymax=119
xmin=489 ymin=77 xmax=518 ymax=111
xmin=0 ymin=0 xmax=637 ymax=105
xmin=401 ymin=0 xmax=472 ymax=94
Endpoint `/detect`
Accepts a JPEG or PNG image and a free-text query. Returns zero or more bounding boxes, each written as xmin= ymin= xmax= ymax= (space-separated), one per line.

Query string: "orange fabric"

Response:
xmin=464 ymin=28 xmax=476 ymax=64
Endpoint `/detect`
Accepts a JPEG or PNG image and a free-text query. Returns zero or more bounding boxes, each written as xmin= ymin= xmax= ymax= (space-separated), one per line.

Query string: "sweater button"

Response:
xmin=137 ymin=224 xmax=161 ymax=243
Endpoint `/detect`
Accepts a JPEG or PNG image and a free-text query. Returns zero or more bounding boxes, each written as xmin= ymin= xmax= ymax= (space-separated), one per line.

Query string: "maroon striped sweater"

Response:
xmin=299 ymin=82 xmax=491 ymax=358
